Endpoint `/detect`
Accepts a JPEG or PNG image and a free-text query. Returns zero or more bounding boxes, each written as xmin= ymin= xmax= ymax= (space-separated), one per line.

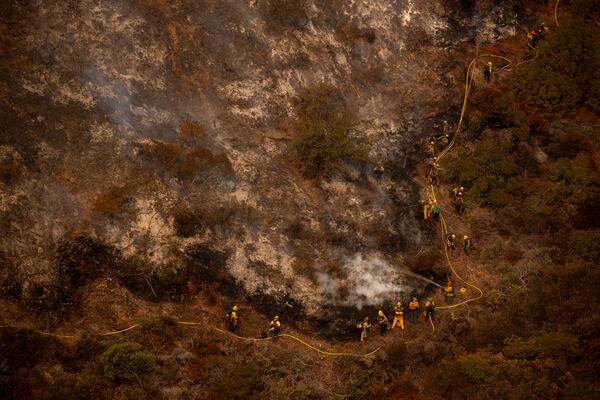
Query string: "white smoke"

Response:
xmin=316 ymin=253 xmax=418 ymax=310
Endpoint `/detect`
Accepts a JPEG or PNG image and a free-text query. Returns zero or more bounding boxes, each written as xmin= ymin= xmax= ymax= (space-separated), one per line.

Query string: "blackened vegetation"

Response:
xmin=25 ymin=236 xmax=119 ymax=321
xmin=2 ymin=236 xmax=231 ymax=319
xmin=135 ymin=140 xmax=235 ymax=184
xmin=185 ymin=243 xmax=307 ymax=325
xmin=56 ymin=236 xmax=115 ymax=287
xmin=0 ymin=328 xmax=72 ymax=398
xmin=0 ymin=253 xmax=21 ymax=300
xmin=184 ymin=243 xmax=229 ymax=282
xmin=114 ymin=255 xmax=190 ymax=302
xmin=259 ymin=0 xmax=310 ymax=33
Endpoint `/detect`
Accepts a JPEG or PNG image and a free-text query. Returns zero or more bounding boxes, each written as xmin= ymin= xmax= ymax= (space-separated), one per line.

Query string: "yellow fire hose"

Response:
xmin=0 ymin=0 xmax=563 ymax=354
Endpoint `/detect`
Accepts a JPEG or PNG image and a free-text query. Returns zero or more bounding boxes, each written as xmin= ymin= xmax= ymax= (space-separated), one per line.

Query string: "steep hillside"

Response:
xmin=0 ymin=0 xmax=525 ymax=320
xmin=1 ymin=0 xmax=600 ymax=399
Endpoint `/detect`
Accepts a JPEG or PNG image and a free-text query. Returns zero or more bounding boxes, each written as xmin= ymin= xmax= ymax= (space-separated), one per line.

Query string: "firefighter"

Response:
xmin=446 ymin=233 xmax=456 ymax=251
xmin=538 ymin=23 xmax=549 ymax=38
xmin=408 ymin=297 xmax=420 ymax=323
xmin=377 ymin=310 xmax=390 ymax=336
xmin=444 ymin=280 xmax=455 ymax=302
xmin=428 ymin=160 xmax=440 ymax=186
xmin=463 ymin=235 xmax=472 ymax=255
xmin=437 ymin=120 xmax=451 ymax=147
xmin=527 ymin=30 xmax=538 ymax=49
xmin=483 ymin=61 xmax=492 ymax=83
xmin=424 ymin=298 xmax=436 ymax=321
xmin=454 ymin=190 xmax=464 ymax=214
xmin=268 ymin=315 xmax=281 ymax=338
xmin=391 ymin=301 xmax=404 ymax=330
xmin=374 ymin=163 xmax=385 ymax=178
xmin=423 ymin=197 xmax=435 ymax=221
xmin=426 ymin=138 xmax=436 ymax=156
xmin=226 ymin=305 xmax=240 ymax=332
xmin=422 ymin=199 xmax=430 ymax=221
xmin=357 ymin=316 xmax=371 ymax=342
xmin=450 ymin=186 xmax=464 ymax=201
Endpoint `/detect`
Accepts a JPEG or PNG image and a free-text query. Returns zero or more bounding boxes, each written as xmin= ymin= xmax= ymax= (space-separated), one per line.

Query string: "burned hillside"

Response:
xmin=1 ymin=0 xmax=600 ymax=399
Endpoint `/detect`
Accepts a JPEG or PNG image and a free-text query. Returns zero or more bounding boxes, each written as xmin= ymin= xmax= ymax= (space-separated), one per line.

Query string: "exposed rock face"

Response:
xmin=0 ymin=0 xmax=523 ymax=318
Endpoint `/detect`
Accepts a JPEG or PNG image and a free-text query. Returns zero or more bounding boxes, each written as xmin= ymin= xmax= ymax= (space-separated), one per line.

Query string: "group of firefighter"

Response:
xmin=356 ymin=296 xmax=433 ymax=342
xmin=223 ymin=23 xmax=551 ymax=345
xmin=224 ymin=293 xmax=444 ymax=343
xmin=225 ymin=306 xmax=282 ymax=338
xmin=423 ymin=185 xmax=466 ymax=221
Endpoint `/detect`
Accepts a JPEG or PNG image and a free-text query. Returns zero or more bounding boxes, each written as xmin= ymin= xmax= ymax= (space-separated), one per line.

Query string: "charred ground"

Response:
xmin=1 ymin=0 xmax=600 ymax=399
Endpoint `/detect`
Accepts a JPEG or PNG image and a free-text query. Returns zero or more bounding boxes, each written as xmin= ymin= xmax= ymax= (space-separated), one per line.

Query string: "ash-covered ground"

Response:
xmin=0 ymin=0 xmax=527 ymax=326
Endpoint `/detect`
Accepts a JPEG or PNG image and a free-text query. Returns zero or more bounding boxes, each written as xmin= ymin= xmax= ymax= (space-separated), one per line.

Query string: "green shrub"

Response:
xmin=208 ymin=361 xmax=265 ymax=400
xmin=456 ymin=351 xmax=555 ymax=400
xmin=514 ymin=16 xmax=599 ymax=115
xmin=335 ymin=358 xmax=373 ymax=400
xmin=125 ymin=254 xmax=151 ymax=275
xmin=140 ymin=314 xmax=177 ymax=336
xmin=293 ymin=115 xmax=370 ymax=179
xmin=99 ymin=342 xmax=157 ymax=382
xmin=503 ymin=332 xmax=580 ymax=361
xmin=587 ymin=68 xmax=600 ymax=113
xmin=551 ymin=153 xmax=600 ymax=220
xmin=492 ymin=92 xmax=528 ymax=128
xmin=445 ymin=131 xmax=520 ymax=207
xmin=568 ymin=229 xmax=600 ymax=263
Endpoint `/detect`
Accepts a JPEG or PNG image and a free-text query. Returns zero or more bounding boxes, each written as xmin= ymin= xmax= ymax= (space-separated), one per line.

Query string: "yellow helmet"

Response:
xmin=274 ymin=315 xmax=279 ymax=320
xmin=378 ymin=310 xmax=384 ymax=316
xmin=460 ymin=287 xmax=467 ymax=294
xmin=460 ymin=186 xmax=464 ymax=191
xmin=452 ymin=234 xmax=456 ymax=239
xmin=233 ymin=305 xmax=238 ymax=311
xmin=396 ymin=301 xmax=401 ymax=306
xmin=464 ymin=235 xmax=468 ymax=240
xmin=487 ymin=61 xmax=492 ymax=66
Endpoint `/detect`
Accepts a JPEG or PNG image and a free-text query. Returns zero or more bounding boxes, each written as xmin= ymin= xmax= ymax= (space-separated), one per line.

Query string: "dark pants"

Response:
xmin=411 ymin=310 xmax=418 ymax=323
xmin=379 ymin=323 xmax=387 ymax=336
xmin=271 ymin=328 xmax=280 ymax=339
xmin=227 ymin=319 xmax=237 ymax=332
xmin=484 ymin=71 xmax=491 ymax=83
xmin=426 ymin=310 xmax=435 ymax=321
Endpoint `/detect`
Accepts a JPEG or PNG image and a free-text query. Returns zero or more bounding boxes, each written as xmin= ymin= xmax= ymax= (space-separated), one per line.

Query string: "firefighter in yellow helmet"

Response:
xmin=374 ymin=163 xmax=385 ymax=178
xmin=226 ymin=305 xmax=240 ymax=332
xmin=391 ymin=301 xmax=404 ymax=330
xmin=357 ymin=316 xmax=371 ymax=342
xmin=454 ymin=190 xmax=464 ymax=214
xmin=423 ymin=197 xmax=436 ymax=221
xmin=269 ymin=315 xmax=281 ymax=339
xmin=444 ymin=280 xmax=455 ymax=303
xmin=377 ymin=310 xmax=390 ymax=336
xmin=446 ymin=233 xmax=456 ymax=251
xmin=424 ymin=298 xmax=436 ymax=321
xmin=483 ymin=61 xmax=492 ymax=83
xmin=463 ymin=235 xmax=472 ymax=255
xmin=450 ymin=186 xmax=464 ymax=201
